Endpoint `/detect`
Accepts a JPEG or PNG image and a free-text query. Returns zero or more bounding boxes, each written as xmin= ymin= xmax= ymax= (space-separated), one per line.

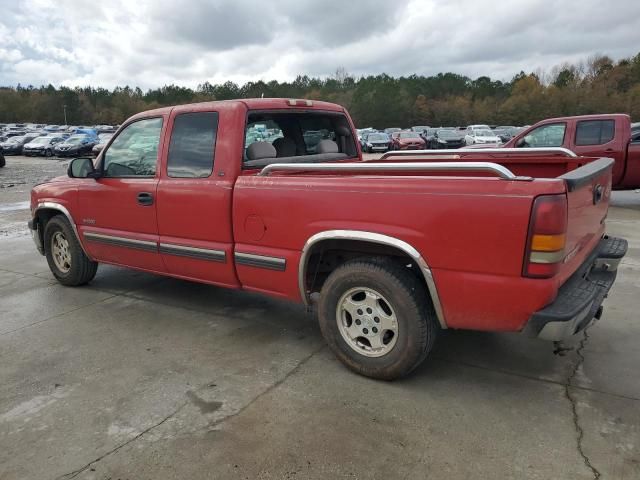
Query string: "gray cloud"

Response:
xmin=0 ymin=0 xmax=639 ymax=89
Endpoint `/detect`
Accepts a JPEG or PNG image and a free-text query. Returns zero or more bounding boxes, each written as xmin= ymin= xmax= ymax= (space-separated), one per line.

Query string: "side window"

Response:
xmin=575 ymin=120 xmax=615 ymax=146
xmin=521 ymin=123 xmax=566 ymax=147
xmin=631 ymin=131 xmax=640 ymax=144
xmin=103 ymin=118 xmax=163 ymax=177
xmin=167 ymin=112 xmax=218 ymax=178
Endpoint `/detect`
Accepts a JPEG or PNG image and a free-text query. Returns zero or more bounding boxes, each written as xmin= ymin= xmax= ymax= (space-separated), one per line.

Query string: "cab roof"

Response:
xmin=128 ymin=98 xmax=345 ymax=122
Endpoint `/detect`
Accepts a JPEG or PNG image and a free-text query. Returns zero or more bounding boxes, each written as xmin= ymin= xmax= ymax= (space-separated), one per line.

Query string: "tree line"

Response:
xmin=1 ymin=53 xmax=639 ymax=128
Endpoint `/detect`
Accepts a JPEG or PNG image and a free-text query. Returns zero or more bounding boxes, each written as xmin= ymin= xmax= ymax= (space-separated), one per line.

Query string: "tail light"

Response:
xmin=523 ymin=195 xmax=568 ymax=278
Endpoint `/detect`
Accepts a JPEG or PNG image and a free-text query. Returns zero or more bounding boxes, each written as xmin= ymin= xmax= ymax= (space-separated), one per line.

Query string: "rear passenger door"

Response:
xmin=156 ymin=110 xmax=240 ymax=288
xmin=571 ymin=118 xmax=625 ymax=185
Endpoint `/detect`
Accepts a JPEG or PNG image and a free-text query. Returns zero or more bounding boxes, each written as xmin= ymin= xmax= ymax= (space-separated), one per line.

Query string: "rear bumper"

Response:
xmin=523 ymin=236 xmax=627 ymax=341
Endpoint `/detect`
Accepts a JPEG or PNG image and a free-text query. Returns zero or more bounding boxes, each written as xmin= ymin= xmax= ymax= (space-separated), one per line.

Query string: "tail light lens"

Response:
xmin=523 ymin=195 xmax=568 ymax=278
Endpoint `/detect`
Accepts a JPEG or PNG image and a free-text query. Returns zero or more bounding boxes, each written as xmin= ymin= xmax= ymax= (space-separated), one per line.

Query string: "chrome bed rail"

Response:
xmin=258 ymin=161 xmax=531 ymax=180
xmin=380 ymin=147 xmax=578 ymax=159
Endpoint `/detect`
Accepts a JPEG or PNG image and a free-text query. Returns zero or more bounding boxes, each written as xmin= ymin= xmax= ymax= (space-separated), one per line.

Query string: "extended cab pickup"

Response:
xmin=28 ymin=99 xmax=627 ymax=380
xmin=504 ymin=114 xmax=640 ymax=190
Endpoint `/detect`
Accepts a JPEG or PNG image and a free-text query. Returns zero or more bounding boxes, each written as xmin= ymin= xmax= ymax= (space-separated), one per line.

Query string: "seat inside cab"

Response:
xmin=243 ymin=111 xmax=358 ymax=169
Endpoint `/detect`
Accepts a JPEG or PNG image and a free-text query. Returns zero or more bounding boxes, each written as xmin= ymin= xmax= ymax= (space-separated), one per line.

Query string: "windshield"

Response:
xmin=368 ymin=134 xmax=388 ymax=141
xmin=437 ymin=130 xmax=458 ymax=138
xmin=30 ymin=137 xmax=50 ymax=145
xmin=6 ymin=136 xmax=24 ymax=143
xmin=66 ymin=135 xmax=89 ymax=144
xmin=475 ymin=130 xmax=495 ymax=137
xmin=399 ymin=132 xmax=420 ymax=139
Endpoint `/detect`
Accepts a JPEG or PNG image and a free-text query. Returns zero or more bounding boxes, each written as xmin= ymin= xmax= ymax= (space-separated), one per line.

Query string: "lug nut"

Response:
xmin=366 ymin=308 xmax=373 ymax=314
xmin=357 ymin=309 xmax=363 ymax=315
xmin=372 ymin=327 xmax=378 ymax=333
xmin=355 ymin=319 xmax=361 ymax=325
xmin=363 ymin=328 xmax=369 ymax=334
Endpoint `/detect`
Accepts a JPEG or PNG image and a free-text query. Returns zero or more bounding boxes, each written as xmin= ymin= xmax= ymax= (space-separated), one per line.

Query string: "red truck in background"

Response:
xmin=28 ymin=99 xmax=627 ymax=380
xmin=502 ymin=114 xmax=640 ymax=190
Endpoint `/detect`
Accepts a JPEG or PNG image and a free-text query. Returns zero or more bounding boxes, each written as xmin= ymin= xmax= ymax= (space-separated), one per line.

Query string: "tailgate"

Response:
xmin=556 ymin=158 xmax=614 ymax=283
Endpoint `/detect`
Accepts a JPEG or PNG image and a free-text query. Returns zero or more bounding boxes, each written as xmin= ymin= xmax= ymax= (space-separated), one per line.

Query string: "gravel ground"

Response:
xmin=0 ymin=155 xmax=70 ymax=237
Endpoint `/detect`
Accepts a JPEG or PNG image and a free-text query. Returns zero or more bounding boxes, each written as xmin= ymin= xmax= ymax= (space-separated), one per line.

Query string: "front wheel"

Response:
xmin=44 ymin=216 xmax=98 ymax=286
xmin=45 ymin=149 xmax=52 ymax=157
xmin=317 ymin=258 xmax=438 ymax=380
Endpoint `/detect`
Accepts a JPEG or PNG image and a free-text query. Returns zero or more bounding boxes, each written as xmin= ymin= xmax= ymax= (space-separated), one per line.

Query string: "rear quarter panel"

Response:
xmin=233 ymin=174 xmax=567 ymax=331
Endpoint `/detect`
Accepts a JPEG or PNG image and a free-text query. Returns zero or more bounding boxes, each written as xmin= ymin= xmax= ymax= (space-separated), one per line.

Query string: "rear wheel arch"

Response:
xmin=299 ymin=230 xmax=447 ymax=328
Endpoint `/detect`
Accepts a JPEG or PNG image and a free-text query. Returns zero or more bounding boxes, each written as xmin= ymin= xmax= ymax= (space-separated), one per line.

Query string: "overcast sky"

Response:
xmin=1 ymin=0 xmax=639 ymax=89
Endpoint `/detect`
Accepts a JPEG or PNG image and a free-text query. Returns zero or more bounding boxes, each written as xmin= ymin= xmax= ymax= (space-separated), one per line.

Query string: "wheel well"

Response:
xmin=34 ymin=209 xmax=64 ymax=251
xmin=304 ymin=239 xmax=428 ymax=299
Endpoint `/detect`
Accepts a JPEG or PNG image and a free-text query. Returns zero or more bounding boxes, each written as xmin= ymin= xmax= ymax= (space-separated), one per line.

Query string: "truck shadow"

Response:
xmin=89 ymin=265 xmax=576 ymax=386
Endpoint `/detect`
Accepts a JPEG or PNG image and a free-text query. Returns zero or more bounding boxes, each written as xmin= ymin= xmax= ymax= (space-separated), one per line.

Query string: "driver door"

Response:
xmin=76 ymin=116 xmax=167 ymax=272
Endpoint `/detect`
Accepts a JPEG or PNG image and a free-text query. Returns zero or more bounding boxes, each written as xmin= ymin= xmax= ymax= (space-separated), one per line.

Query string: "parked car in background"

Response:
xmin=465 ymin=129 xmax=502 ymax=146
xmin=0 ymin=133 xmax=40 ymax=155
xmin=23 ymin=136 xmax=65 ymax=157
xmin=493 ymin=126 xmax=518 ymax=143
xmin=53 ymin=134 xmax=98 ymax=157
xmin=467 ymin=124 xmax=492 ymax=131
xmin=22 ymin=135 xmax=64 ymax=157
xmin=504 ymin=113 xmax=640 ymax=189
xmin=429 ymin=128 xmax=466 ymax=149
xmin=420 ymin=128 xmax=438 ymax=147
xmin=361 ymin=132 xmax=390 ymax=153
xmin=384 ymin=127 xmax=401 ymax=135
xmin=92 ymin=133 xmax=114 ymax=156
xmin=390 ymin=131 xmax=427 ymax=150
xmin=411 ymin=126 xmax=429 ymax=133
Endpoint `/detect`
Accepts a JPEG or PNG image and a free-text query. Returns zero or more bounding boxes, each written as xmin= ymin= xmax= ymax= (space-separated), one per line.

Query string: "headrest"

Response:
xmin=316 ymin=139 xmax=339 ymax=154
xmin=247 ymin=141 xmax=277 ymax=160
xmin=272 ymin=137 xmax=297 ymax=157
xmin=335 ymin=126 xmax=352 ymax=137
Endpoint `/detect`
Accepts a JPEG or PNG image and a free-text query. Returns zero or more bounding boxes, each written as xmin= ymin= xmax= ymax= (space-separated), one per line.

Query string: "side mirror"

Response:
xmin=68 ymin=157 xmax=98 ymax=178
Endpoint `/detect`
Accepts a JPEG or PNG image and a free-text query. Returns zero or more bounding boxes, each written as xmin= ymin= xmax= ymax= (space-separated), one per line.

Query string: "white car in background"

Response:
xmin=464 ymin=128 xmax=502 ymax=146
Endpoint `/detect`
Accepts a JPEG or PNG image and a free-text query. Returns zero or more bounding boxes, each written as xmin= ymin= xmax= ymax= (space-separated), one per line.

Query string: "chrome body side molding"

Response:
xmin=298 ymin=230 xmax=447 ymax=329
xmin=84 ymin=232 xmax=158 ymax=252
xmin=159 ymin=243 xmax=226 ymax=262
xmin=234 ymin=252 xmax=287 ymax=271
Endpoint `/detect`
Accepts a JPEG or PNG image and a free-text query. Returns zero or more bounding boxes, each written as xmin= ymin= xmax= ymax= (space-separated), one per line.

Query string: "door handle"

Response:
xmin=137 ymin=192 xmax=154 ymax=206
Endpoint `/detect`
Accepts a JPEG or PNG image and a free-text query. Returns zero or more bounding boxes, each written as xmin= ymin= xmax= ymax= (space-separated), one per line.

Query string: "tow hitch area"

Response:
xmin=525 ymin=236 xmax=628 ymax=342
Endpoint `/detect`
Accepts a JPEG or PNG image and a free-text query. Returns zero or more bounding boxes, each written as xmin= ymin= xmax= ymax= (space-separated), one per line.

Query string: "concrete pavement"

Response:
xmin=0 ymin=173 xmax=638 ymax=478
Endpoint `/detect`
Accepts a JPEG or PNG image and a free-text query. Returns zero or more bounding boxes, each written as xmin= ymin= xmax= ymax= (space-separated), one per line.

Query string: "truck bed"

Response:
xmin=234 ymin=156 xmax=614 ymax=332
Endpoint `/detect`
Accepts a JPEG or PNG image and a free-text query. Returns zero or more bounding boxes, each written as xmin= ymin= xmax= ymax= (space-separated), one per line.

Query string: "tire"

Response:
xmin=44 ymin=216 xmax=98 ymax=286
xmin=45 ymin=149 xmax=52 ymax=157
xmin=0 ymin=154 xmax=5 ymax=168
xmin=317 ymin=258 xmax=438 ymax=380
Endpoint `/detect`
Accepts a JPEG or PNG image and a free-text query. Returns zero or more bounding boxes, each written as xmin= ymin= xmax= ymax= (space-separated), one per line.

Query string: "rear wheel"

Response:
xmin=317 ymin=258 xmax=438 ymax=380
xmin=0 ymin=154 xmax=5 ymax=168
xmin=45 ymin=149 xmax=52 ymax=157
xmin=44 ymin=216 xmax=98 ymax=286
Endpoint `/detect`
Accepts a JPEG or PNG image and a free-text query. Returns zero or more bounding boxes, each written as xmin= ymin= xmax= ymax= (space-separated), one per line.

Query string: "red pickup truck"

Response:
xmin=28 ymin=99 xmax=627 ymax=380
xmin=503 ymin=114 xmax=640 ymax=190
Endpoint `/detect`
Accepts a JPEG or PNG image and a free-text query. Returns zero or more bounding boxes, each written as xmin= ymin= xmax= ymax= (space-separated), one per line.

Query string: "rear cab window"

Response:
xmin=575 ymin=120 xmax=615 ymax=146
xmin=242 ymin=111 xmax=357 ymax=169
